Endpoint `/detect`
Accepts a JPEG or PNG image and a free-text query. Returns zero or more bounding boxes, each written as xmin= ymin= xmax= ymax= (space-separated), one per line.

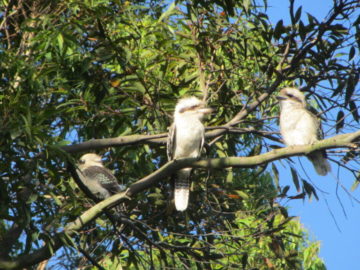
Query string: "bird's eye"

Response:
xmin=287 ymin=93 xmax=294 ymax=98
xmin=79 ymin=159 xmax=85 ymax=164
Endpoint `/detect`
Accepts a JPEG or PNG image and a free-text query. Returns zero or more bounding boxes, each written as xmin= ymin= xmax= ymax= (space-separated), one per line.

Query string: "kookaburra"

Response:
xmin=167 ymin=96 xmax=212 ymax=211
xmin=77 ymin=153 xmax=123 ymax=201
xmin=277 ymin=87 xmax=331 ymax=176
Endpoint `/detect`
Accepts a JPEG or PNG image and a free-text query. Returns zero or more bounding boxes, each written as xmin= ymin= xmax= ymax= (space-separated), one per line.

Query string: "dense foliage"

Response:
xmin=0 ymin=0 xmax=359 ymax=269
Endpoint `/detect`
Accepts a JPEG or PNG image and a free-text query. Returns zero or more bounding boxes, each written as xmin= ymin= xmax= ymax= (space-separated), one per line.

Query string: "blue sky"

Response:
xmin=267 ymin=1 xmax=360 ymax=269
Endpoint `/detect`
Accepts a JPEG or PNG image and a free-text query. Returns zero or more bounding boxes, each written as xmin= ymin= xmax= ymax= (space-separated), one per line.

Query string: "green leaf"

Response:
xmin=226 ymin=169 xmax=233 ymax=183
xmin=235 ymin=190 xmax=250 ymax=200
xmin=158 ymin=1 xmax=177 ymax=22
xmin=248 ymin=144 xmax=262 ymax=156
xmin=148 ymin=192 xmax=163 ymax=198
xmin=351 ymin=179 xmax=360 ymax=191
xmin=294 ymin=6 xmax=302 ymax=24
xmin=279 ymin=206 xmax=289 ymax=218
xmin=55 ymin=140 xmax=72 ymax=146
xmin=27 ymin=193 xmax=38 ymax=204
xmin=20 ymin=111 xmax=32 ymax=139
xmin=334 ymin=52 xmax=347 ymax=58
xmin=61 ymin=232 xmax=77 ymax=248
xmin=241 ymin=253 xmax=248 ymax=269
xmin=331 ymin=80 xmax=345 ymax=97
xmin=57 ymin=33 xmax=64 ymax=51
xmin=290 ymin=167 xmax=300 ymax=192
xmin=345 ymin=74 xmax=355 ymax=105
xmin=302 ymin=180 xmax=319 ymax=200
xmin=348 ymin=46 xmax=355 ymax=61
xmin=307 ymin=12 xmax=318 ymax=25
xmin=336 ymin=110 xmax=345 ymax=133
xmin=279 ymin=185 xmax=290 ymax=198
xmin=10 ymin=128 xmax=22 ymax=140
xmin=274 ymin=20 xmax=284 ymax=40
xmin=349 ymin=101 xmax=359 ymax=122
xmin=50 ymin=192 xmax=62 ymax=206
xmin=351 ymin=172 xmax=360 ymax=191
xmin=299 ymin=20 xmax=306 ymax=41
xmin=272 ymin=163 xmax=280 ymax=190
xmin=243 ymin=0 xmax=251 ymax=14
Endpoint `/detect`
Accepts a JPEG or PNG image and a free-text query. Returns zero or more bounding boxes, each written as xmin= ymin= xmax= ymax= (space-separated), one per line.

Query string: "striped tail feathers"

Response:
xmin=307 ymin=150 xmax=331 ymax=176
xmin=174 ymin=168 xmax=191 ymax=211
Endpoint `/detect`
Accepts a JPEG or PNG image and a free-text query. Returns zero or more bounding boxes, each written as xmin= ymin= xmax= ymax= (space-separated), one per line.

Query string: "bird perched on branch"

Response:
xmin=277 ymin=87 xmax=331 ymax=176
xmin=77 ymin=153 xmax=123 ymax=202
xmin=167 ymin=96 xmax=213 ymax=211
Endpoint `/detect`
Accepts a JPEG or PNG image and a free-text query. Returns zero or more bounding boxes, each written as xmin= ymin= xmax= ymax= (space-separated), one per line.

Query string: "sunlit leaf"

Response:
xmin=57 ymin=33 xmax=64 ymax=51
xmin=158 ymin=1 xmax=177 ymax=22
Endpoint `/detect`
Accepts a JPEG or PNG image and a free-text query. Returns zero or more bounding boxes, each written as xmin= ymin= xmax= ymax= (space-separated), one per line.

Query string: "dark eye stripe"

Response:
xmin=286 ymin=93 xmax=303 ymax=103
xmin=179 ymin=104 xmax=201 ymax=113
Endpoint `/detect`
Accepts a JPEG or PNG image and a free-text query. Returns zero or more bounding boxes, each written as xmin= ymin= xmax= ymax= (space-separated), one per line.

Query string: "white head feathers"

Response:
xmin=79 ymin=153 xmax=103 ymax=168
xmin=174 ymin=96 xmax=212 ymax=119
xmin=277 ymin=87 xmax=306 ymax=108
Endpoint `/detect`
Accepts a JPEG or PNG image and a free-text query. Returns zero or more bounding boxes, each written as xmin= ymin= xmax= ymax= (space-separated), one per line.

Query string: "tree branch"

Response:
xmin=60 ymin=134 xmax=167 ymax=153
xmin=1 ymin=130 xmax=358 ymax=269
xmin=60 ymin=124 xmax=280 ymax=154
xmin=0 ymin=191 xmax=130 ymax=270
xmin=127 ymin=130 xmax=360 ymax=196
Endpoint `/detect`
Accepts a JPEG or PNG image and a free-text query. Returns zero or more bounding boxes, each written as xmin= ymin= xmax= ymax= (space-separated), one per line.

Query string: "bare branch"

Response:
xmin=60 ymin=134 xmax=167 ymax=153
xmin=59 ymin=125 xmax=280 ymax=154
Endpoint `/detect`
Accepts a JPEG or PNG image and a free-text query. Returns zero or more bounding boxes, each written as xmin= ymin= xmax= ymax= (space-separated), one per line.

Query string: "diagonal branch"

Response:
xmin=0 ymin=190 xmax=130 ymax=270
xmin=1 ymin=130 xmax=359 ymax=270
xmin=127 ymin=130 xmax=360 ymax=195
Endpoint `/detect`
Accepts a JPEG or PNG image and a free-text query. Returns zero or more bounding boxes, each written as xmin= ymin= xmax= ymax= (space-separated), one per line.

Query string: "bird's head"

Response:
xmin=174 ymin=96 xmax=213 ymax=120
xmin=79 ymin=153 xmax=103 ymax=168
xmin=276 ymin=87 xmax=306 ymax=108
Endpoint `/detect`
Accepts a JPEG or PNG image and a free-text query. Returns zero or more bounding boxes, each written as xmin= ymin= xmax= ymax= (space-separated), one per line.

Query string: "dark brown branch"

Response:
xmin=60 ymin=125 xmax=280 ymax=154
xmin=61 ymin=134 xmax=167 ymax=153
xmin=0 ymin=224 xmax=24 ymax=259
xmin=78 ymin=248 xmax=106 ymax=270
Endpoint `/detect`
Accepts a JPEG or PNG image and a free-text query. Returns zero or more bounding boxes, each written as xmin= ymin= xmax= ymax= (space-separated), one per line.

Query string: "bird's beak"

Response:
xmin=198 ymin=107 xmax=214 ymax=114
xmin=276 ymin=96 xmax=287 ymax=101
